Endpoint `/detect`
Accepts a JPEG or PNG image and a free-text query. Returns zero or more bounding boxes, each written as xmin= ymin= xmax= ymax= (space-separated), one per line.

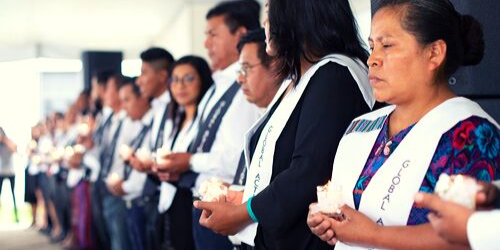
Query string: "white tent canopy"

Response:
xmin=0 ymin=0 xmax=371 ymax=61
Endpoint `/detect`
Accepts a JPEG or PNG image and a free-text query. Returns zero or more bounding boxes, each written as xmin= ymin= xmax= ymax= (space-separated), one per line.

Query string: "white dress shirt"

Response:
xmin=467 ymin=210 xmax=500 ymax=250
xmin=122 ymin=109 xmax=155 ymax=201
xmin=84 ymin=107 xmax=113 ymax=182
xmin=189 ymin=62 xmax=261 ymax=195
xmin=60 ymin=124 xmax=84 ymax=188
xmin=108 ymin=111 xmax=141 ymax=178
xmin=149 ymin=90 xmax=171 ymax=150
xmin=158 ymin=118 xmax=198 ymax=213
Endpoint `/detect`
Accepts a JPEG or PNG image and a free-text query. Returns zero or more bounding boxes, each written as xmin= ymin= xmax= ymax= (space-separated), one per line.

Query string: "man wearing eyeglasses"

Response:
xmin=156 ymin=1 xmax=262 ymax=249
xmin=236 ymin=28 xmax=281 ymax=111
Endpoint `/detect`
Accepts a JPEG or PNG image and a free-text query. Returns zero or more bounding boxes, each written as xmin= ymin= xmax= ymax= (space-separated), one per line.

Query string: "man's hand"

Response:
xmin=193 ymin=199 xmax=252 ymax=236
xmin=156 ymin=153 xmax=192 ymax=174
xmin=77 ymin=134 xmax=94 ymax=150
xmin=226 ymin=190 xmax=244 ymax=205
xmin=107 ymin=179 xmax=125 ymax=196
xmin=129 ymin=155 xmax=154 ymax=173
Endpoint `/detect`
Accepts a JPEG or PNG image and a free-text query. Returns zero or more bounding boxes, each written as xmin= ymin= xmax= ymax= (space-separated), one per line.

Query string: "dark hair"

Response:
xmin=237 ymin=28 xmax=273 ymax=69
xmin=168 ymin=56 xmax=214 ymax=137
xmin=107 ymin=73 xmax=124 ymax=90
xmin=94 ymin=70 xmax=115 ymax=86
xmin=54 ymin=112 xmax=64 ymax=120
xmin=140 ymin=47 xmax=176 ymax=74
xmin=80 ymin=88 xmax=91 ymax=97
xmin=119 ymin=77 xmax=142 ymax=97
xmin=206 ymin=0 xmax=261 ymax=34
xmin=269 ymin=0 xmax=369 ymax=83
xmin=373 ymin=0 xmax=484 ymax=79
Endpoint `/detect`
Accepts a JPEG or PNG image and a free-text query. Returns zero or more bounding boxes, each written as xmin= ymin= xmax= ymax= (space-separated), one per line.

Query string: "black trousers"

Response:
xmin=24 ymin=167 xmax=37 ymax=204
xmin=162 ymin=188 xmax=195 ymax=250
xmin=0 ymin=175 xmax=18 ymax=220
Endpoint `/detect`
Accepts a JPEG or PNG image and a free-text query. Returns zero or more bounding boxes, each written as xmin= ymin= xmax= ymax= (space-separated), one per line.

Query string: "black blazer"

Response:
xmin=249 ymin=62 xmax=372 ymax=250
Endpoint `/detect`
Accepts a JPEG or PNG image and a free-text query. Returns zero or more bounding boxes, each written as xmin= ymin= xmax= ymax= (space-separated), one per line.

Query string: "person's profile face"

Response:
xmin=204 ymin=15 xmax=241 ymax=71
xmin=367 ymin=7 xmax=433 ymax=105
xmin=263 ymin=1 xmax=275 ymax=56
xmin=137 ymin=62 xmax=166 ymax=99
xmin=238 ymin=43 xmax=276 ymax=108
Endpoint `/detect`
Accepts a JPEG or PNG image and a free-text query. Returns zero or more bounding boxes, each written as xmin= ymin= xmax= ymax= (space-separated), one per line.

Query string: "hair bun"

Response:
xmin=459 ymin=14 xmax=485 ymax=66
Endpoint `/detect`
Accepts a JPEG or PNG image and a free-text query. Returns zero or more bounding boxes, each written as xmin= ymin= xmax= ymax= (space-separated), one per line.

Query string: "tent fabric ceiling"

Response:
xmin=0 ymin=0 xmax=370 ymax=61
xmin=0 ymin=0 xmax=192 ymax=61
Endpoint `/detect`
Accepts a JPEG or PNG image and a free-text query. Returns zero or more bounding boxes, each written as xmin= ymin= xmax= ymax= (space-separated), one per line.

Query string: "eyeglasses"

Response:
xmin=237 ymin=62 xmax=262 ymax=77
xmin=171 ymin=74 xmax=196 ymax=86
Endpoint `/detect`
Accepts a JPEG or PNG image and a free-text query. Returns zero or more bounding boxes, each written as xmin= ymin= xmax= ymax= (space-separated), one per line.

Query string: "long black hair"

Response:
xmin=268 ymin=0 xmax=369 ymax=83
xmin=168 ymin=56 xmax=214 ymax=137
xmin=373 ymin=0 xmax=484 ymax=80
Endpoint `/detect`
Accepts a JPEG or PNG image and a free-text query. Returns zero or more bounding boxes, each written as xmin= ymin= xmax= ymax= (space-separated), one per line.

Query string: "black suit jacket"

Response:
xmin=249 ymin=62 xmax=372 ymax=250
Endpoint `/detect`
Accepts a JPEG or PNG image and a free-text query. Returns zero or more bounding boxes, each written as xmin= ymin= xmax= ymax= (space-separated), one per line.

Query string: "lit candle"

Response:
xmin=78 ymin=123 xmax=91 ymax=136
xmin=136 ymin=147 xmax=153 ymax=164
xmin=73 ymin=144 xmax=86 ymax=154
xmin=106 ymin=172 xmax=122 ymax=186
xmin=198 ymin=178 xmax=228 ymax=202
xmin=51 ymin=147 xmax=64 ymax=162
xmin=155 ymin=146 xmax=171 ymax=165
xmin=29 ymin=140 xmax=38 ymax=150
xmin=316 ymin=181 xmax=344 ymax=215
xmin=119 ymin=144 xmax=133 ymax=161
xmin=435 ymin=174 xmax=478 ymax=209
xmin=32 ymin=155 xmax=42 ymax=165
xmin=64 ymin=146 xmax=75 ymax=160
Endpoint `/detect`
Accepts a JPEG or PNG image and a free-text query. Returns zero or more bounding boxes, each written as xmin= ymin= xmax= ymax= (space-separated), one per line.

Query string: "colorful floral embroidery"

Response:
xmin=353 ymin=116 xmax=500 ymax=225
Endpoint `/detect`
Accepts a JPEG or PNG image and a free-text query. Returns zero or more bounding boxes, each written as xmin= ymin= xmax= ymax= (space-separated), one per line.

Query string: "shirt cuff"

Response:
xmin=467 ymin=211 xmax=500 ymax=250
xmin=122 ymin=180 xmax=133 ymax=194
xmin=229 ymin=184 xmax=245 ymax=192
xmin=190 ymin=153 xmax=209 ymax=173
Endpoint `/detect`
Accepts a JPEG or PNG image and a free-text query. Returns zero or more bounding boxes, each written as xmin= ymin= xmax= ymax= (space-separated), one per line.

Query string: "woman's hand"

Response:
xmin=307 ymin=203 xmax=338 ymax=245
xmin=193 ymin=199 xmax=252 ymax=236
xmin=329 ymin=205 xmax=380 ymax=247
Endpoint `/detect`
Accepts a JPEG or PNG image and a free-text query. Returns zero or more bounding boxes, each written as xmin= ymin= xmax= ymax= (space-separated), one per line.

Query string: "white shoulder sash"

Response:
xmin=333 ymin=97 xmax=498 ymax=250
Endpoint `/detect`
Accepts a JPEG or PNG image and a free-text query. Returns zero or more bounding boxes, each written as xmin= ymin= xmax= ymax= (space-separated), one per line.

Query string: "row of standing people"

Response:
xmin=24 ymin=0 xmax=500 ymax=250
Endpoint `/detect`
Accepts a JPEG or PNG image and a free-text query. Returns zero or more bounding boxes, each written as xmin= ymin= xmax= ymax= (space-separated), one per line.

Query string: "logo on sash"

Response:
xmin=345 ymin=115 xmax=387 ymax=135
xmin=377 ymin=160 xmax=411 ymax=226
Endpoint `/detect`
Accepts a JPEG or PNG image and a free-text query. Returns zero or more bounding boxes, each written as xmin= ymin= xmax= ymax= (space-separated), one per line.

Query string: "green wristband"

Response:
xmin=247 ymin=196 xmax=259 ymax=223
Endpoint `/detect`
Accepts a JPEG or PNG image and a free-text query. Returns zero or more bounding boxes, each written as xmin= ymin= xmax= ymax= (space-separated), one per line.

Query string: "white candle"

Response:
xmin=64 ymin=146 xmax=75 ymax=160
xmin=136 ymin=147 xmax=153 ymax=164
xmin=78 ymin=123 xmax=91 ymax=136
xmin=29 ymin=140 xmax=38 ymax=150
xmin=32 ymin=155 xmax=42 ymax=165
xmin=198 ymin=178 xmax=228 ymax=202
xmin=51 ymin=147 xmax=65 ymax=162
xmin=119 ymin=144 xmax=134 ymax=161
xmin=155 ymin=146 xmax=171 ymax=165
xmin=435 ymin=174 xmax=479 ymax=209
xmin=316 ymin=181 xmax=344 ymax=215
xmin=106 ymin=172 xmax=122 ymax=185
xmin=73 ymin=144 xmax=86 ymax=154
